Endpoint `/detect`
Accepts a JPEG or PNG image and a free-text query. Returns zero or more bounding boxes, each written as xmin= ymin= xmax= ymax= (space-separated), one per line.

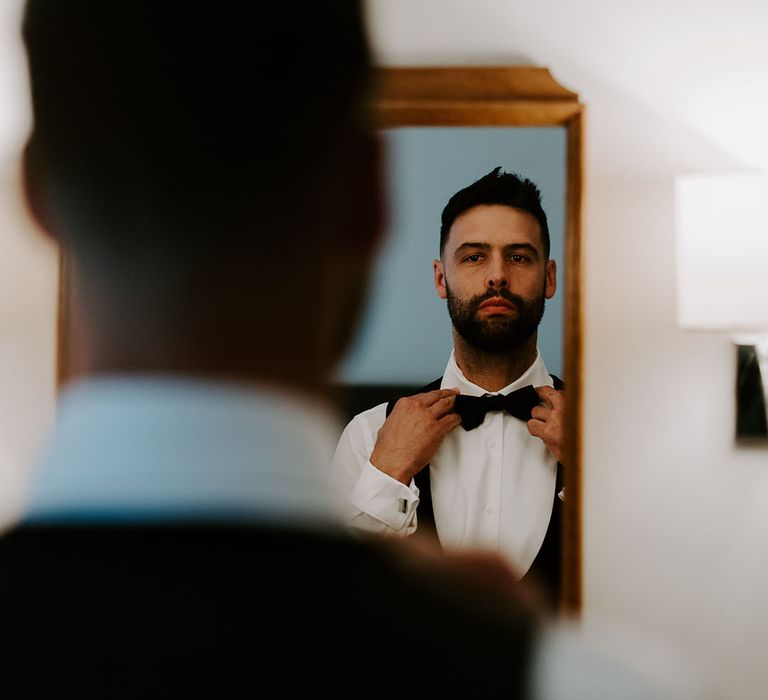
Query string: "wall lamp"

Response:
xmin=675 ymin=173 xmax=768 ymax=440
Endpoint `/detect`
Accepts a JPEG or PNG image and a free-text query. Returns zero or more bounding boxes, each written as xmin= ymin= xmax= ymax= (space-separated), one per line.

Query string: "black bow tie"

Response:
xmin=453 ymin=385 xmax=540 ymax=430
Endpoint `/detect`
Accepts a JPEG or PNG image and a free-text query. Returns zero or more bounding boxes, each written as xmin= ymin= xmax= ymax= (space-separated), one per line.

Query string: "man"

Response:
xmin=0 ymin=1 xmax=550 ymax=695
xmin=332 ymin=167 xmax=566 ymax=605
xmin=1 ymin=2 xmax=696 ymax=697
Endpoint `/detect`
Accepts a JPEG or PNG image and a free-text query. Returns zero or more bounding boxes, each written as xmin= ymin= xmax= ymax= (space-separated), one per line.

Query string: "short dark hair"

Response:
xmin=22 ymin=0 xmax=371 ymax=255
xmin=439 ymin=167 xmax=550 ymax=258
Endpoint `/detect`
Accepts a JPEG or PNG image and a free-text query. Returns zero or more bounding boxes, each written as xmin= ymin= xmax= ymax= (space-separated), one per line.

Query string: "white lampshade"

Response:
xmin=676 ymin=173 xmax=768 ymax=331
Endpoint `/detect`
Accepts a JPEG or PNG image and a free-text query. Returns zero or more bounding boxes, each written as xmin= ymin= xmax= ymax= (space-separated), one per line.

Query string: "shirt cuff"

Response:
xmin=349 ymin=461 xmax=419 ymax=532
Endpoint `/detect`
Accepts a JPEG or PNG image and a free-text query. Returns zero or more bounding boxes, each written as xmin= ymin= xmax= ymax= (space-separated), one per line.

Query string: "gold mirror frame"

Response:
xmin=371 ymin=66 xmax=584 ymax=614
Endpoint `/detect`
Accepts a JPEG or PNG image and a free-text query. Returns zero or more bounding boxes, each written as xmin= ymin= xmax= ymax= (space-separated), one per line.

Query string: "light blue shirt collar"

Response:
xmin=23 ymin=375 xmax=347 ymax=527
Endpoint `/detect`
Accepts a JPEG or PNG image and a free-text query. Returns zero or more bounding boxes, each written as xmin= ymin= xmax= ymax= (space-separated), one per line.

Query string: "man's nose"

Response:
xmin=486 ymin=260 xmax=509 ymax=289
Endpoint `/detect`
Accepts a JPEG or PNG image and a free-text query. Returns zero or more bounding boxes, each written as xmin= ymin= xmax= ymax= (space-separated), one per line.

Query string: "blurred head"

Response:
xmin=22 ymin=0 xmax=382 ymax=388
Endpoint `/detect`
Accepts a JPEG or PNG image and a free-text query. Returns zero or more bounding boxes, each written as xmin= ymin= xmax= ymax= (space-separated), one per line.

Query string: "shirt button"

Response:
xmin=486 ymin=506 xmax=493 ymax=514
xmin=489 ymin=441 xmax=496 ymax=449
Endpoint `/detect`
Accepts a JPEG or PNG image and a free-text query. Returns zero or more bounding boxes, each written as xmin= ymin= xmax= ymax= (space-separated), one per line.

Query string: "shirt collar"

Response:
xmin=23 ymin=375 xmax=347 ymax=527
xmin=442 ymin=349 xmax=553 ymax=396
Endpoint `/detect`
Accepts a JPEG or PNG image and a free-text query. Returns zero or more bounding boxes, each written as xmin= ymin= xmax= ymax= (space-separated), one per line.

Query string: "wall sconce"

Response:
xmin=675 ymin=173 xmax=768 ymax=440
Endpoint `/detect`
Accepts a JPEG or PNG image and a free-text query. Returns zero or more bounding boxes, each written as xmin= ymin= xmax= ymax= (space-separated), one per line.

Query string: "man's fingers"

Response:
xmin=536 ymin=385 xmax=563 ymax=409
xmin=429 ymin=394 xmax=457 ymax=417
xmin=373 ymin=389 xmax=462 ymax=483
xmin=400 ymin=389 xmax=459 ymax=407
xmin=415 ymin=388 xmax=460 ymax=406
xmin=528 ymin=416 xmax=565 ymax=463
xmin=530 ymin=405 xmax=550 ymax=421
xmin=438 ymin=412 xmax=462 ymax=433
xmin=391 ymin=389 xmax=458 ymax=416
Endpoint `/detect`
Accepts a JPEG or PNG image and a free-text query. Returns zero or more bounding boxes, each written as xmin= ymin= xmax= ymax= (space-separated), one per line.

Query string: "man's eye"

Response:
xmin=464 ymin=254 xmax=483 ymax=263
xmin=510 ymin=254 xmax=528 ymax=263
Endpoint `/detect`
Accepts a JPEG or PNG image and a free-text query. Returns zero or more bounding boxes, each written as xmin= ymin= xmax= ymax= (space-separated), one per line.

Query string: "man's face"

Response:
xmin=433 ymin=204 xmax=556 ymax=353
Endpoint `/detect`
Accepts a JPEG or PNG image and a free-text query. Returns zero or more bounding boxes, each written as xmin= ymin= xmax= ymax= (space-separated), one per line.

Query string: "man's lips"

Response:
xmin=478 ymin=297 xmax=515 ymax=311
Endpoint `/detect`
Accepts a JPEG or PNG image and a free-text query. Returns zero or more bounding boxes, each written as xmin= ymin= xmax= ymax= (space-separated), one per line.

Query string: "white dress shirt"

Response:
xmin=331 ymin=349 xmax=557 ymax=577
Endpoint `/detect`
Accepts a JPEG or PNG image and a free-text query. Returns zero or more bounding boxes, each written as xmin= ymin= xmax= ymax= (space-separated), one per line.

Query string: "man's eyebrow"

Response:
xmin=453 ymin=241 xmax=540 ymax=258
xmin=503 ymin=242 xmax=540 ymax=258
xmin=454 ymin=242 xmax=491 ymax=255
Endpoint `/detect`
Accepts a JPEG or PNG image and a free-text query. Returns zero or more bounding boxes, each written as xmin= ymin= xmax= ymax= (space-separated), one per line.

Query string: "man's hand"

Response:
xmin=370 ymin=388 xmax=462 ymax=485
xmin=527 ymin=386 xmax=565 ymax=463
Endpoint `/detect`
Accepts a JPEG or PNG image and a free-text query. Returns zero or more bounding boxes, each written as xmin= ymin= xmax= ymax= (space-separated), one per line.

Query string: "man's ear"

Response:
xmin=433 ymin=259 xmax=447 ymax=300
xmin=545 ymin=259 xmax=557 ymax=300
xmin=21 ymin=140 xmax=57 ymax=241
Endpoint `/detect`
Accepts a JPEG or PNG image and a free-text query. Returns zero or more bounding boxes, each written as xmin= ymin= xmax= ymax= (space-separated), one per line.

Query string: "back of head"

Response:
xmin=23 ymin=0 xmax=372 ymax=254
xmin=22 ymin=1 xmax=379 ymax=382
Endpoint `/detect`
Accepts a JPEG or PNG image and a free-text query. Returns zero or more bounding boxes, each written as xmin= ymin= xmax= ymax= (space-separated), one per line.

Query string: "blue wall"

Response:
xmin=336 ymin=126 xmax=566 ymax=383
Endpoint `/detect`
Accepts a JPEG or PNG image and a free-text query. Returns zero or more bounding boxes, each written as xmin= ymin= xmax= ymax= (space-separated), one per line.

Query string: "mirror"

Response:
xmin=332 ymin=66 xmax=584 ymax=614
xmin=56 ymin=65 xmax=584 ymax=615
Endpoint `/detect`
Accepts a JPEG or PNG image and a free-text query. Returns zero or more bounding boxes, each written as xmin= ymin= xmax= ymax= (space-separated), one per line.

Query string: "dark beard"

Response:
xmin=446 ymin=284 xmax=545 ymax=353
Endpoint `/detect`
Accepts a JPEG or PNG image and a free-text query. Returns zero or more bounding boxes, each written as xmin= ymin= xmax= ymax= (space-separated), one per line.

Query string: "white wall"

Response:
xmin=366 ymin=1 xmax=768 ymax=697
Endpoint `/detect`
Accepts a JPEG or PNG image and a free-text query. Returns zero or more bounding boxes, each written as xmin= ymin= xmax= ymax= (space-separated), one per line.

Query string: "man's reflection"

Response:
xmin=332 ymin=166 xmax=566 ymax=607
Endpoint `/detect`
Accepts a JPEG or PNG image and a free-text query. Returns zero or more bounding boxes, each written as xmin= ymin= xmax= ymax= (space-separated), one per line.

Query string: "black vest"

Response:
xmin=386 ymin=375 xmax=564 ymax=609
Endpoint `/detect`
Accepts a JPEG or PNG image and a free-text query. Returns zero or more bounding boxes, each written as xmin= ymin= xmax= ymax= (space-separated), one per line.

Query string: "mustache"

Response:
xmin=471 ymin=288 xmax=527 ymax=309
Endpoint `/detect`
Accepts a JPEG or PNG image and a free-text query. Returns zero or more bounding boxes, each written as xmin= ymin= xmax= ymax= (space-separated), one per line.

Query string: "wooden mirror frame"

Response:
xmin=370 ymin=66 xmax=584 ymax=614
